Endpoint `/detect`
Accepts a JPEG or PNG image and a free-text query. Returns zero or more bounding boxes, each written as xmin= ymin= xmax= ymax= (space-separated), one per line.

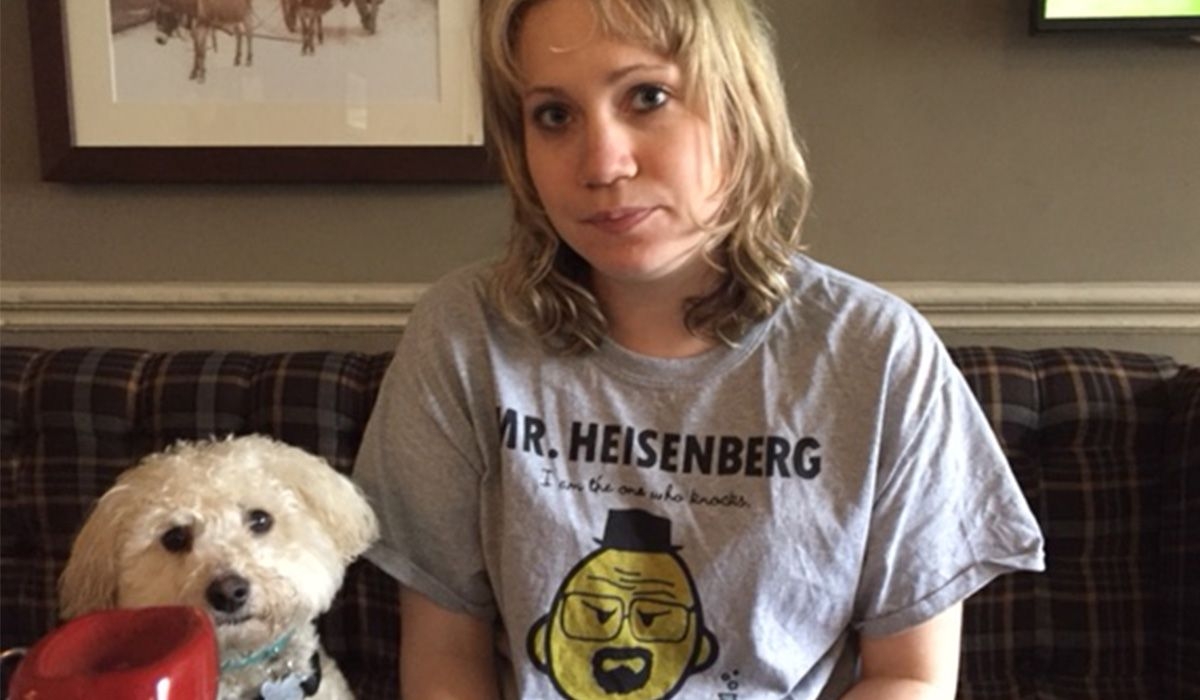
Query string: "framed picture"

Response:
xmin=27 ymin=0 xmax=497 ymax=183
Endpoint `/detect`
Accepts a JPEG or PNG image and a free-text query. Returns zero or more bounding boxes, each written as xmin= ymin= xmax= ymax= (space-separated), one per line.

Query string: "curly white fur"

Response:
xmin=59 ymin=435 xmax=379 ymax=700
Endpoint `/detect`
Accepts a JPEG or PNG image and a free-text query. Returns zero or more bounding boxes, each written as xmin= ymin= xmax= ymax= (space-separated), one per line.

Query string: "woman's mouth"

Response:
xmin=582 ymin=207 xmax=656 ymax=234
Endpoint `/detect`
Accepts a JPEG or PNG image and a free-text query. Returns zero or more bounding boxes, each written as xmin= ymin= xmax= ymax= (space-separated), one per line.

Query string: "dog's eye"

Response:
xmin=160 ymin=526 xmax=193 ymax=553
xmin=246 ymin=509 xmax=273 ymax=535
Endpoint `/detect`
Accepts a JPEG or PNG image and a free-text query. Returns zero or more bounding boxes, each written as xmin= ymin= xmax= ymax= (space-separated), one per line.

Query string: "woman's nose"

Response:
xmin=579 ymin=117 xmax=637 ymax=188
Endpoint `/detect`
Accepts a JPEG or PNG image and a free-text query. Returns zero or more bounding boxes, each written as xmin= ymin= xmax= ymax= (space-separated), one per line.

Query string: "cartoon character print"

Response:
xmin=528 ymin=509 xmax=719 ymax=700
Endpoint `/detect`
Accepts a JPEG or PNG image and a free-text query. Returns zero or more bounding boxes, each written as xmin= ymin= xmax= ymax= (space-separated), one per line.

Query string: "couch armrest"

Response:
xmin=1161 ymin=365 xmax=1200 ymax=696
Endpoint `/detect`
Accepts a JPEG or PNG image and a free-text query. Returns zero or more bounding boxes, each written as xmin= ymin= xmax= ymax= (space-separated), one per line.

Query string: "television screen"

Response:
xmin=1033 ymin=0 xmax=1200 ymax=32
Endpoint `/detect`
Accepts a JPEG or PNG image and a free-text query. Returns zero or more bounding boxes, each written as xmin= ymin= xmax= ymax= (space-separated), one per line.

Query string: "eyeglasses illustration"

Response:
xmin=559 ymin=593 xmax=693 ymax=643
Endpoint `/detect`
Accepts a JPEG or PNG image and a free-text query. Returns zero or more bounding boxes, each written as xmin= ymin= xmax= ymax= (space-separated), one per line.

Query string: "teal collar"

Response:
xmin=219 ymin=630 xmax=295 ymax=673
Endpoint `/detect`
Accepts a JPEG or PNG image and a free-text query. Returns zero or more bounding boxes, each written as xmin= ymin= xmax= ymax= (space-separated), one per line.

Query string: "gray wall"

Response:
xmin=2 ymin=1 xmax=1197 ymax=359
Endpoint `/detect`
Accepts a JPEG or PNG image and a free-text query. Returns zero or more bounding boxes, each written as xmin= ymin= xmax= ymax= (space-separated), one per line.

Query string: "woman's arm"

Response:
xmin=841 ymin=603 xmax=963 ymax=700
xmin=400 ymin=587 xmax=501 ymax=700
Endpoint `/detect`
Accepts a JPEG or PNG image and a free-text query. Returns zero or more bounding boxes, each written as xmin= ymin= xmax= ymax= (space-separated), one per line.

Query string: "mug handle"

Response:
xmin=1 ymin=648 xmax=29 ymax=700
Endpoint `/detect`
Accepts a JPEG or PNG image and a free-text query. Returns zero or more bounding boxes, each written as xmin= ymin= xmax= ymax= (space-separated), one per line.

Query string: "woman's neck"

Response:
xmin=593 ymin=267 xmax=719 ymax=359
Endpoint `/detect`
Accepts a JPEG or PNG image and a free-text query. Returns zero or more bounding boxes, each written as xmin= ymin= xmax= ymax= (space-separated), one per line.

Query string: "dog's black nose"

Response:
xmin=206 ymin=574 xmax=251 ymax=613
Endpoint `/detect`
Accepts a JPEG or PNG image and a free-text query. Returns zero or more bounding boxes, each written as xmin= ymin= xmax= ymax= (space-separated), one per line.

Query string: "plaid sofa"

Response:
xmin=1 ymin=345 xmax=1196 ymax=699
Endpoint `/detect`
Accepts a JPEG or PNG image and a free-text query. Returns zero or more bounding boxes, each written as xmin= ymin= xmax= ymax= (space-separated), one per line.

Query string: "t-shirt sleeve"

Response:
xmin=852 ymin=320 xmax=1045 ymax=638
xmin=352 ymin=284 xmax=498 ymax=619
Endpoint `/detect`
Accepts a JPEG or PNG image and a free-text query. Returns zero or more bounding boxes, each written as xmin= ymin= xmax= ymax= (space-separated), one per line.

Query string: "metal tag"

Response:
xmin=259 ymin=674 xmax=306 ymax=700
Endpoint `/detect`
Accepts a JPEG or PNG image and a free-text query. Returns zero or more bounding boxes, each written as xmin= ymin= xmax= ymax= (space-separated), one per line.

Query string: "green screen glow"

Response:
xmin=1044 ymin=0 xmax=1200 ymax=18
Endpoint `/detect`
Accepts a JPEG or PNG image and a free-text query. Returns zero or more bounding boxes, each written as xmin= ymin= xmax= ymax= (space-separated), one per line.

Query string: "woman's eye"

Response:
xmin=160 ymin=525 xmax=193 ymax=553
xmin=246 ymin=509 xmax=274 ymax=534
xmin=532 ymin=104 xmax=570 ymax=130
xmin=630 ymin=84 xmax=669 ymax=112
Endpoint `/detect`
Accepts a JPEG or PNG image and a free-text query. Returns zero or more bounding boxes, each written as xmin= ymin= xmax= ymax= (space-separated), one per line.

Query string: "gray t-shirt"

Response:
xmin=354 ymin=255 xmax=1045 ymax=700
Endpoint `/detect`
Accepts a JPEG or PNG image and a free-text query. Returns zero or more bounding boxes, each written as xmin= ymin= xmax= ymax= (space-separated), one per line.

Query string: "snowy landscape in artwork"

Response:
xmin=107 ymin=0 xmax=438 ymax=104
xmin=61 ymin=0 xmax=480 ymax=147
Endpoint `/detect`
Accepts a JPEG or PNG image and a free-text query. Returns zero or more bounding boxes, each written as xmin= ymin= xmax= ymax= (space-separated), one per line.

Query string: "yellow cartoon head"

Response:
xmin=528 ymin=509 xmax=718 ymax=700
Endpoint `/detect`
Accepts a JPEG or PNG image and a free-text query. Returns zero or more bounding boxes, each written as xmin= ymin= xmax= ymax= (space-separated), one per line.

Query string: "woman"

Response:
xmin=353 ymin=0 xmax=1044 ymax=698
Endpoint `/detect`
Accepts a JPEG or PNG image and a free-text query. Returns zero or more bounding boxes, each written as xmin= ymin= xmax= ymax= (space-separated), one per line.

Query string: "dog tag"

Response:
xmin=259 ymin=674 xmax=305 ymax=700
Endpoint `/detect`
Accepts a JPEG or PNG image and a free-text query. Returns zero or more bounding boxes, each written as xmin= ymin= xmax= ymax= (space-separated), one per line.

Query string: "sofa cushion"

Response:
xmin=950 ymin=347 xmax=1180 ymax=699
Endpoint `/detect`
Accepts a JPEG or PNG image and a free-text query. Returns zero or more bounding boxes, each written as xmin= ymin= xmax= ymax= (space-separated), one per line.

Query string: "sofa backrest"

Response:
xmin=947 ymin=347 xmax=1197 ymax=699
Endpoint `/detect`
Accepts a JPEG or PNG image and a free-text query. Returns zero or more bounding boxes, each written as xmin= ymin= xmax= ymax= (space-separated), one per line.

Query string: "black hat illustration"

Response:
xmin=594 ymin=509 xmax=682 ymax=553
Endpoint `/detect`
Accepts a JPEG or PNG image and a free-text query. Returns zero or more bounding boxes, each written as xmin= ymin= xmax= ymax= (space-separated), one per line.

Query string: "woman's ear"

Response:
xmin=58 ymin=485 xmax=132 ymax=619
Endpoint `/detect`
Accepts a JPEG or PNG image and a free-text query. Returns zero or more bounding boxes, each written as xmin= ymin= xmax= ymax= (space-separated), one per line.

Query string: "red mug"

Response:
xmin=7 ymin=606 xmax=218 ymax=700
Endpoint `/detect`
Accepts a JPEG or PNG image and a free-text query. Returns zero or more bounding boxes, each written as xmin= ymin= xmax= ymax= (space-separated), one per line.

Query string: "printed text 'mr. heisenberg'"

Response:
xmin=498 ymin=408 xmax=823 ymax=479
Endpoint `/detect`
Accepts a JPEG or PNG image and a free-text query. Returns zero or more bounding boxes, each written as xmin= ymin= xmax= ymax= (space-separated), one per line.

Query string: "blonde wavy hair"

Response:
xmin=481 ymin=0 xmax=811 ymax=353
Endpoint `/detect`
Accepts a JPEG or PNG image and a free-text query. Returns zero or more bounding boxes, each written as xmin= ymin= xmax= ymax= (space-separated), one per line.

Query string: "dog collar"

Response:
xmin=220 ymin=630 xmax=295 ymax=673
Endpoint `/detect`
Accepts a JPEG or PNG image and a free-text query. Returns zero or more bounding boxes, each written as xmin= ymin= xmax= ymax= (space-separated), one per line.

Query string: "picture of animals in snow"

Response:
xmin=107 ymin=0 xmax=438 ymax=103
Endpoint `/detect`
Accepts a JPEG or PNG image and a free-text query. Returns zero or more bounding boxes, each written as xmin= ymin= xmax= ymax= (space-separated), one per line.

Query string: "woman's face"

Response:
xmin=516 ymin=0 xmax=724 ymax=297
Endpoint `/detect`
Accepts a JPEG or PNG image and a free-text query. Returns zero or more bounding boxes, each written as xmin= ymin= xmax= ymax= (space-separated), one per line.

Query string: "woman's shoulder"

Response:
xmin=787 ymin=255 xmax=925 ymax=332
xmin=404 ymin=260 xmax=542 ymax=350
xmin=395 ymin=261 xmax=503 ymax=347
xmin=758 ymin=256 xmax=959 ymax=401
xmin=778 ymin=255 xmax=946 ymax=372
xmin=405 ymin=261 xmax=499 ymax=326
xmin=414 ymin=260 xmax=495 ymax=306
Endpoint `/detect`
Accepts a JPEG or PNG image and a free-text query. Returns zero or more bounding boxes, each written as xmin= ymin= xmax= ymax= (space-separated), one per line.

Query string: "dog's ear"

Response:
xmin=58 ymin=485 xmax=132 ymax=618
xmin=263 ymin=440 xmax=379 ymax=561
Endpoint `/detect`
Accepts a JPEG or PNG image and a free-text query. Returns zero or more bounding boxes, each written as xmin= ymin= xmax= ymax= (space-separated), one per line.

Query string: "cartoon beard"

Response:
xmin=591 ymin=647 xmax=653 ymax=693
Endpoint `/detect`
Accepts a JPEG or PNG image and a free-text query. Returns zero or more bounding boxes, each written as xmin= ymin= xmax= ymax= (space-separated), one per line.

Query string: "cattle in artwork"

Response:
xmin=343 ymin=0 xmax=381 ymax=35
xmin=154 ymin=0 xmax=253 ymax=82
xmin=283 ymin=0 xmax=380 ymax=50
xmin=154 ymin=0 xmax=218 ymax=53
xmin=293 ymin=0 xmax=335 ymax=55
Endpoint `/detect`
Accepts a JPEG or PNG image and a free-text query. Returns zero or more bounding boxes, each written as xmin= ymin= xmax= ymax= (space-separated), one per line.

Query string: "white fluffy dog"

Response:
xmin=59 ymin=435 xmax=379 ymax=700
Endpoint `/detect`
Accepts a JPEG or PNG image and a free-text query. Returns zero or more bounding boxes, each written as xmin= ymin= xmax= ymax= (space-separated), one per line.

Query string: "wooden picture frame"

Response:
xmin=27 ymin=0 xmax=497 ymax=183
